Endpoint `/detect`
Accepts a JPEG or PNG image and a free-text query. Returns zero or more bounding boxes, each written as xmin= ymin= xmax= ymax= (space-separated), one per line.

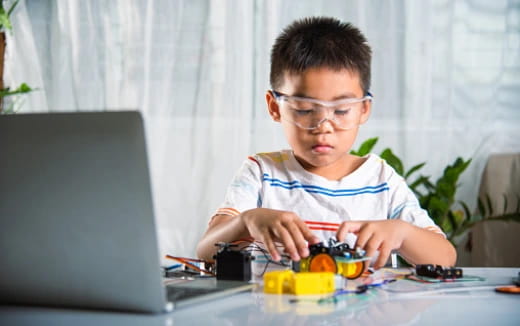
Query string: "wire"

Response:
xmin=164 ymin=264 xmax=182 ymax=271
xmin=165 ymin=255 xmax=216 ymax=276
xmin=238 ymin=241 xmax=291 ymax=276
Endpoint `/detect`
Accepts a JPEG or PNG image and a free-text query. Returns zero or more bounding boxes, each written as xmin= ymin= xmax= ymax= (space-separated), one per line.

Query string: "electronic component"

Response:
xmin=263 ymin=270 xmax=336 ymax=295
xmin=415 ymin=264 xmax=463 ymax=279
xmin=164 ymin=255 xmax=215 ymax=276
xmin=214 ymin=243 xmax=254 ymax=281
xmin=293 ymin=238 xmax=370 ymax=280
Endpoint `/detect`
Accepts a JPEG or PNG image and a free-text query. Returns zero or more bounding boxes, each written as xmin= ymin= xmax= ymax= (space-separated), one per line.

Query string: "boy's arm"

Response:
xmin=342 ymin=162 xmax=456 ymax=269
xmin=337 ymin=220 xmax=456 ymax=269
xmin=196 ymin=208 xmax=319 ymax=262
xmin=196 ymin=214 xmax=248 ymax=262
xmin=396 ymin=222 xmax=456 ymax=267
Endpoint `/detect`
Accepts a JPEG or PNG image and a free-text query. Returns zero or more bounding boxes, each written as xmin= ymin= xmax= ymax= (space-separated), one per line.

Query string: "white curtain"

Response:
xmin=6 ymin=0 xmax=519 ymax=259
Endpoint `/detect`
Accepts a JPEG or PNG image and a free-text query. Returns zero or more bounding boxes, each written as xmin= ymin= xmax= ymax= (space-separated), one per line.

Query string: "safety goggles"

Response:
xmin=272 ymin=90 xmax=372 ymax=130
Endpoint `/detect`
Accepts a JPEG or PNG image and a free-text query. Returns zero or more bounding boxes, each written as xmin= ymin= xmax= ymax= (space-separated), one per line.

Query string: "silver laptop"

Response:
xmin=0 ymin=111 xmax=254 ymax=313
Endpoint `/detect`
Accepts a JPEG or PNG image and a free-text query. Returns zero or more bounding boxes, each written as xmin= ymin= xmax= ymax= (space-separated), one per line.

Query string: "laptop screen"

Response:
xmin=0 ymin=112 xmax=167 ymax=313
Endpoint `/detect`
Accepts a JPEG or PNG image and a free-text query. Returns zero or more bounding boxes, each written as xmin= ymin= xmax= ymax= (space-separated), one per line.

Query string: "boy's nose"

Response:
xmin=312 ymin=118 xmax=335 ymax=133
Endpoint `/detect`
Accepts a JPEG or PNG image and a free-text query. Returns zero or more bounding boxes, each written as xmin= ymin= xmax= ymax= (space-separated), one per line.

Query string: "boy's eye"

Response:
xmin=334 ymin=109 xmax=351 ymax=116
xmin=293 ymin=109 xmax=314 ymax=116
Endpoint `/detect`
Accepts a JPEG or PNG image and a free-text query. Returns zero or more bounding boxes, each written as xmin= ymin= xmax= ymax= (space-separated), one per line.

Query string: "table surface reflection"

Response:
xmin=1 ymin=268 xmax=519 ymax=326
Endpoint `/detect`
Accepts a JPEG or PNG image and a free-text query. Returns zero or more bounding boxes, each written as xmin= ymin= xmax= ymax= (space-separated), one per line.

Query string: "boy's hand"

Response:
xmin=336 ymin=220 xmax=411 ymax=269
xmin=240 ymin=208 xmax=320 ymax=262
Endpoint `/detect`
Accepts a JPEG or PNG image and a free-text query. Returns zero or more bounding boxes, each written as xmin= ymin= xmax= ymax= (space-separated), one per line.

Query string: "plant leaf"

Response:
xmin=486 ymin=193 xmax=493 ymax=217
xmin=435 ymin=157 xmax=471 ymax=201
xmin=453 ymin=209 xmax=465 ymax=227
xmin=459 ymin=200 xmax=472 ymax=223
xmin=8 ymin=0 xmax=20 ymax=17
xmin=502 ymin=193 xmax=508 ymax=214
xmin=426 ymin=196 xmax=450 ymax=227
xmin=0 ymin=83 xmax=33 ymax=97
xmin=490 ymin=212 xmax=520 ymax=223
xmin=350 ymin=137 xmax=378 ymax=156
xmin=0 ymin=8 xmax=11 ymax=30
xmin=446 ymin=210 xmax=458 ymax=237
xmin=404 ymin=162 xmax=426 ymax=180
xmin=477 ymin=197 xmax=487 ymax=217
xmin=380 ymin=148 xmax=404 ymax=176
xmin=409 ymin=175 xmax=430 ymax=193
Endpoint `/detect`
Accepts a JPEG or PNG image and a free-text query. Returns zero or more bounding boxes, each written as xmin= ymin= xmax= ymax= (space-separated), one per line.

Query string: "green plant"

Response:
xmin=351 ymin=137 xmax=472 ymax=242
xmin=353 ymin=137 xmax=520 ymax=247
xmin=0 ymin=0 xmax=33 ymax=114
xmin=416 ymin=157 xmax=471 ymax=239
xmin=476 ymin=193 xmax=520 ymax=220
xmin=0 ymin=0 xmax=18 ymax=30
xmin=350 ymin=137 xmax=427 ymax=190
xmin=468 ymin=193 xmax=520 ymax=230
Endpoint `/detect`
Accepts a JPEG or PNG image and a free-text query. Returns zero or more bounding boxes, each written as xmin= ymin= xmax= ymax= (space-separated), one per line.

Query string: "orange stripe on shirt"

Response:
xmin=308 ymin=226 xmax=339 ymax=231
xmin=209 ymin=208 xmax=241 ymax=225
xmin=247 ymin=156 xmax=260 ymax=167
xmin=305 ymin=221 xmax=341 ymax=227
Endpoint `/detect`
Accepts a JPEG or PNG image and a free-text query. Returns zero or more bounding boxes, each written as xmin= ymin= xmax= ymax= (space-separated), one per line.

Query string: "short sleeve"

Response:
xmin=386 ymin=168 xmax=446 ymax=237
xmin=214 ymin=157 xmax=263 ymax=217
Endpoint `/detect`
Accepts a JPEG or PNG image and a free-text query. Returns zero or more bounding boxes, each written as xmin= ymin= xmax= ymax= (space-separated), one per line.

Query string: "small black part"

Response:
xmin=308 ymin=242 xmax=327 ymax=255
xmin=292 ymin=260 xmax=301 ymax=272
xmin=305 ymin=239 xmax=359 ymax=265
xmin=309 ymin=240 xmax=353 ymax=256
xmin=355 ymin=284 xmax=369 ymax=294
xmin=415 ymin=264 xmax=463 ymax=279
xmin=215 ymin=245 xmax=253 ymax=281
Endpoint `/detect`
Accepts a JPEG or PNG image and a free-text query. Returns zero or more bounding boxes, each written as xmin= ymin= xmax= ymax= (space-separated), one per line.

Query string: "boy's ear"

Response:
xmin=359 ymin=99 xmax=372 ymax=125
xmin=266 ymin=91 xmax=281 ymax=122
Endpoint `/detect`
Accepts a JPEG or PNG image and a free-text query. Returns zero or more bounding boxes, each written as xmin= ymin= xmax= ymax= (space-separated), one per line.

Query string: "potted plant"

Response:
xmin=0 ymin=0 xmax=32 ymax=114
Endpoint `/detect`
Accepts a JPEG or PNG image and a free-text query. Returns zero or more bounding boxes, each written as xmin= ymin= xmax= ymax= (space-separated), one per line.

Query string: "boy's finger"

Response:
xmin=286 ymin=222 xmax=310 ymax=258
xmin=262 ymin=233 xmax=280 ymax=261
xmin=354 ymin=227 xmax=371 ymax=250
xmin=361 ymin=237 xmax=381 ymax=267
xmin=295 ymin=219 xmax=320 ymax=245
xmin=374 ymin=245 xmax=391 ymax=269
xmin=274 ymin=226 xmax=300 ymax=261
xmin=336 ymin=223 xmax=348 ymax=242
xmin=337 ymin=221 xmax=363 ymax=241
xmin=342 ymin=221 xmax=364 ymax=233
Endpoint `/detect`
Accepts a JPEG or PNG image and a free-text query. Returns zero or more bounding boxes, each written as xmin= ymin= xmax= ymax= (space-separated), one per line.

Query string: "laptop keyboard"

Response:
xmin=165 ymin=285 xmax=222 ymax=301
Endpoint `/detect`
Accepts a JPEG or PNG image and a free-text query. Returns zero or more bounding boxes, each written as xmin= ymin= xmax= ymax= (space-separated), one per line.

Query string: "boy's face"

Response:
xmin=266 ymin=67 xmax=371 ymax=174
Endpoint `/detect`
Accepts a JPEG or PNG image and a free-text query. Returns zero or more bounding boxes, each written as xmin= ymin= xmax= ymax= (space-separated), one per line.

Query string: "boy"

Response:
xmin=196 ymin=17 xmax=456 ymax=269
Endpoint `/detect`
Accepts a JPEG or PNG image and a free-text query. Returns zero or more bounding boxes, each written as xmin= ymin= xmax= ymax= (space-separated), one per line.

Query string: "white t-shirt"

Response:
xmin=216 ymin=150 xmax=444 ymax=242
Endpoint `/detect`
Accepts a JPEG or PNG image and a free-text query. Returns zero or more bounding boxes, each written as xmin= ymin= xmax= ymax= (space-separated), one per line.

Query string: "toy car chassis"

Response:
xmin=293 ymin=238 xmax=371 ymax=279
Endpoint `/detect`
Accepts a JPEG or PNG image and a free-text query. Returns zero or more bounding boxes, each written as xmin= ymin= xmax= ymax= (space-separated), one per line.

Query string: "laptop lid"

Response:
xmin=0 ymin=111 xmax=168 ymax=313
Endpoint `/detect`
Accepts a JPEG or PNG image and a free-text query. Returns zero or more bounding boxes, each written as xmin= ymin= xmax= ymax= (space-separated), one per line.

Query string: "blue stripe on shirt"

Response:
xmin=262 ymin=173 xmax=389 ymax=197
xmin=389 ymin=201 xmax=419 ymax=219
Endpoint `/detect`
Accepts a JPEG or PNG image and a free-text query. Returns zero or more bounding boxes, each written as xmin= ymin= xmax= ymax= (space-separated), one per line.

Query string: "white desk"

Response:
xmin=1 ymin=268 xmax=519 ymax=325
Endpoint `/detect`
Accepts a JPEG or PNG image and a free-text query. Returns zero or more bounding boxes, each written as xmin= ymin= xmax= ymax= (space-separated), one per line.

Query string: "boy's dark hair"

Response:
xmin=270 ymin=17 xmax=372 ymax=94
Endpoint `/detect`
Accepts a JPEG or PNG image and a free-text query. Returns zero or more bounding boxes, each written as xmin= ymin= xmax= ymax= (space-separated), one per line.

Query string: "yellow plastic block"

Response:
xmin=291 ymin=272 xmax=335 ymax=295
xmin=337 ymin=260 xmax=365 ymax=279
xmin=264 ymin=270 xmax=336 ymax=295
xmin=263 ymin=270 xmax=294 ymax=294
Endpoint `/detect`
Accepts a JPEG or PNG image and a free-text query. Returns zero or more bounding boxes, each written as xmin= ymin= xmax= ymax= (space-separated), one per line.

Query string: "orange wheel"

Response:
xmin=308 ymin=253 xmax=337 ymax=273
xmin=344 ymin=261 xmax=365 ymax=279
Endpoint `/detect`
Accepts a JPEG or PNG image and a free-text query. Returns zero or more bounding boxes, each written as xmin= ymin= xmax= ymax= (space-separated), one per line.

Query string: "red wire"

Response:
xmin=165 ymin=255 xmax=215 ymax=276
